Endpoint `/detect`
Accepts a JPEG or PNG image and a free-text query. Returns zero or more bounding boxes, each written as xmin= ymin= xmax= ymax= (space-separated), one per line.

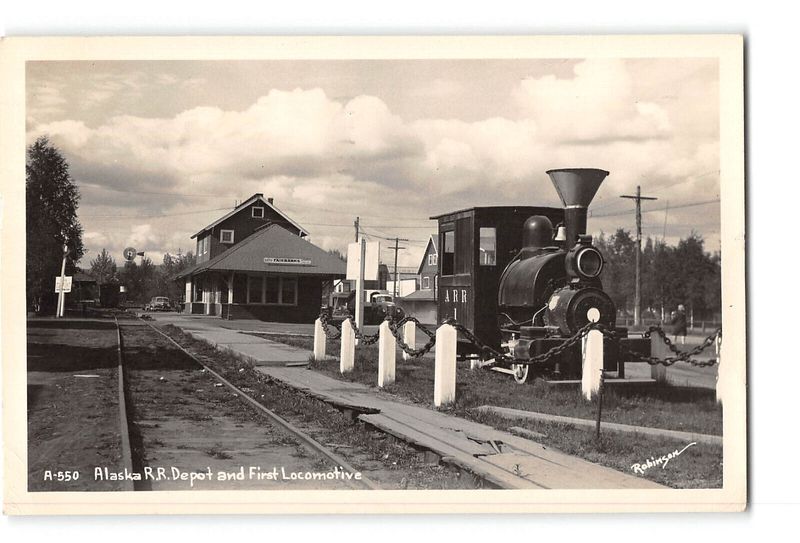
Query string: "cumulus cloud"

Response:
xmin=27 ymin=58 xmax=720 ymax=265
xmin=513 ymin=59 xmax=671 ymax=144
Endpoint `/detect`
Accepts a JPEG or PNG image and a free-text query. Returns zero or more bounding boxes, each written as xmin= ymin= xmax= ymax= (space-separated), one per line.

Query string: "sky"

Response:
xmin=26 ymin=58 xmax=720 ymax=268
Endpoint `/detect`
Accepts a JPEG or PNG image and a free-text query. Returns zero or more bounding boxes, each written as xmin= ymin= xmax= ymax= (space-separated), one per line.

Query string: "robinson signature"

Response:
xmin=631 ymin=442 xmax=697 ymax=474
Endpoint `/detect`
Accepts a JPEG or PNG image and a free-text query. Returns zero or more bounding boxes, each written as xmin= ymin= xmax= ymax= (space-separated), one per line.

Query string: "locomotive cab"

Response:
xmin=430 ymin=205 xmax=563 ymax=355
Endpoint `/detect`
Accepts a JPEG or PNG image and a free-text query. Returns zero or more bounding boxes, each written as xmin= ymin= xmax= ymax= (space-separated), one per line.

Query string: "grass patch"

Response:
xmin=265 ymin=333 xmax=721 ymax=435
xmin=264 ymin=332 xmax=722 ymax=489
xmin=469 ymin=410 xmax=721 ymax=489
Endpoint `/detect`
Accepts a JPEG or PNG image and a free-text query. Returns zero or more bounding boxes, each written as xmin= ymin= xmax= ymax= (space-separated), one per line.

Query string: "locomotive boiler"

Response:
xmin=432 ymin=168 xmax=629 ymax=383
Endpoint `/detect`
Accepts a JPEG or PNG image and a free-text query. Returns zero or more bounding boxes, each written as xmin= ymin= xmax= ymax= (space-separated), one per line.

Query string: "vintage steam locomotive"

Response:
xmin=432 ymin=168 xmax=634 ymax=383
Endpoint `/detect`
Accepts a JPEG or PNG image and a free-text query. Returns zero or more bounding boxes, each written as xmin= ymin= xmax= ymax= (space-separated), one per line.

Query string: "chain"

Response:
xmin=525 ymin=321 xmax=597 ymax=365
xmin=387 ymin=317 xmax=437 ymax=358
xmin=444 ymin=319 xmax=511 ymax=361
xmin=608 ymin=325 xmax=721 ymax=367
xmin=340 ymin=315 xmax=381 ymax=345
xmin=317 ymin=311 xmax=721 ymax=368
xmin=318 ymin=310 xmax=342 ymax=339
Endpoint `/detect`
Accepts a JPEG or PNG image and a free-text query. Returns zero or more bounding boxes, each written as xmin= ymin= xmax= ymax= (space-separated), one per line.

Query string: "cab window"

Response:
xmin=479 ymin=227 xmax=497 ymax=266
xmin=441 ymin=229 xmax=455 ymax=276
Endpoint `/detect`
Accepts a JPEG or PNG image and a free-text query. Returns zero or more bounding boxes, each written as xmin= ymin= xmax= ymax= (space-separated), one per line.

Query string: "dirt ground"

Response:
xmin=27 ymin=320 xmax=125 ymax=491
xmin=121 ymin=323 xmax=357 ymax=490
xmin=157 ymin=324 xmax=478 ymax=490
xmin=124 ymin=323 xmax=476 ymax=490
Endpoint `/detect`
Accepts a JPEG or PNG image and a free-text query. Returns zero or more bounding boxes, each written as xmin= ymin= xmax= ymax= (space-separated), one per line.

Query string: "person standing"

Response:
xmin=670 ymin=304 xmax=688 ymax=345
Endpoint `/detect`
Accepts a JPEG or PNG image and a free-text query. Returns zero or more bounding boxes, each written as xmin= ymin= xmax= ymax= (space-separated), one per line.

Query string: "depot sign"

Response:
xmin=264 ymin=257 xmax=312 ymax=265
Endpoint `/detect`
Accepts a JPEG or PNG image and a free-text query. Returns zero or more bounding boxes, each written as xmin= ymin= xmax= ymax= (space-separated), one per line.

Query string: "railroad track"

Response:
xmin=113 ymin=315 xmax=136 ymax=491
xmin=112 ymin=313 xmax=378 ymax=491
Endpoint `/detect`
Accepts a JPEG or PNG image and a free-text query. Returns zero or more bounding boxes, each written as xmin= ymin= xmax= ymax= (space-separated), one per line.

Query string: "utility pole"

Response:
xmin=620 ymin=186 xmax=657 ymax=326
xmin=391 ymin=237 xmax=408 ymax=299
xmin=352 ymin=216 xmax=365 ymax=337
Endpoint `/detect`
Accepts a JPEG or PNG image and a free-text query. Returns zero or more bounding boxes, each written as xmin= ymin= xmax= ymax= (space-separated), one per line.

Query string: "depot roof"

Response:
xmin=191 ymin=193 xmax=309 ymax=239
xmin=176 ymin=224 xmax=346 ymax=278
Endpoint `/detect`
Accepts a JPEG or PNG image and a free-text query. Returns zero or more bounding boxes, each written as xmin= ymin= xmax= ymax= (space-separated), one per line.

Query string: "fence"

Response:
xmin=314 ymin=312 xmax=723 ymax=408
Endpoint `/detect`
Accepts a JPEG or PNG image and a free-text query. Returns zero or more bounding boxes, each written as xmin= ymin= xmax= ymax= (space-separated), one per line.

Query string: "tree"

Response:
xmin=673 ymin=232 xmax=719 ymax=321
xmin=327 ymin=248 xmax=347 ymax=262
xmin=89 ymin=248 xmax=118 ymax=284
xmin=596 ymin=230 xmax=721 ymax=324
xmin=159 ymin=250 xmax=196 ymax=300
xmin=594 ymin=229 xmax=636 ymax=314
xmin=26 ymin=136 xmax=84 ymax=308
xmin=118 ymin=256 xmax=157 ymax=304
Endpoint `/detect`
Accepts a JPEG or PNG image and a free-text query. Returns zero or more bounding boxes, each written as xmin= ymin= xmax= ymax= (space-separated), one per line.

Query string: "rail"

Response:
xmin=138 ymin=316 xmax=380 ymax=490
xmin=113 ymin=315 xmax=136 ymax=492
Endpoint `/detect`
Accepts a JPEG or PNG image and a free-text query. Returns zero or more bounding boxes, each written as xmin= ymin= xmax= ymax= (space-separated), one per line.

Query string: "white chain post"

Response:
xmin=340 ymin=319 xmax=355 ymax=374
xmin=650 ymin=331 xmax=669 ymax=384
xmin=402 ymin=320 xmax=416 ymax=361
xmin=581 ymin=308 xmax=603 ymax=400
xmin=378 ymin=320 xmax=396 ymax=387
xmin=434 ymin=323 xmax=457 ymax=407
xmin=313 ymin=318 xmax=326 ymax=361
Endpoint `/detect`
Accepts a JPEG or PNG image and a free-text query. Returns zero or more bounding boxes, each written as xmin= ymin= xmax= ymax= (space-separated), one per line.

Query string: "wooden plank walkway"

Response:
xmin=258 ymin=366 xmax=665 ymax=490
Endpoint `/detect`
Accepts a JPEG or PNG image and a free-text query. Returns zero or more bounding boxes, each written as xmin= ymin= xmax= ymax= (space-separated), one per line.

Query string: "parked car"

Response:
xmin=145 ymin=296 xmax=172 ymax=312
xmin=328 ymin=290 xmax=404 ymax=324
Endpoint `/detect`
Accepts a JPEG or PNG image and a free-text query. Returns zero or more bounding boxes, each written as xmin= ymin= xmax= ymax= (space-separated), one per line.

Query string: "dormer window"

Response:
xmin=220 ymin=229 xmax=235 ymax=244
xmin=252 ymin=206 xmax=265 ymax=219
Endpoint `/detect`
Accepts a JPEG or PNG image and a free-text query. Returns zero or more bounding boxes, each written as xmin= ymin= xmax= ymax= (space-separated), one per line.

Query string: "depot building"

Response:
xmin=176 ymin=194 xmax=346 ymax=322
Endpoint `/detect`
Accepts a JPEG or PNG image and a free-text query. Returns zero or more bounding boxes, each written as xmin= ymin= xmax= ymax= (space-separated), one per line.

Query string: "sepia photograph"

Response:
xmin=1 ymin=34 xmax=746 ymax=514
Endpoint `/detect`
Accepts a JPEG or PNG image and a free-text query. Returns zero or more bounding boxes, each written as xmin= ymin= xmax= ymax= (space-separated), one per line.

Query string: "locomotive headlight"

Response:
xmin=576 ymin=247 xmax=604 ymax=278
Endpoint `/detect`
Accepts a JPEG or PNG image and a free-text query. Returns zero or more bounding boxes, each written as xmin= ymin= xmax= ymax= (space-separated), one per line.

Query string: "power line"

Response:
xmin=592 ymin=199 xmax=719 ymax=218
xmin=81 ymin=206 xmax=231 ymax=219
xmin=77 ymin=183 xmax=221 ymax=198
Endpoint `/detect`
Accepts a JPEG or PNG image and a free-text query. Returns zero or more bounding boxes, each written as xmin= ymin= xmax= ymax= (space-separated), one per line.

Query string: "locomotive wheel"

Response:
xmin=511 ymin=363 xmax=529 ymax=384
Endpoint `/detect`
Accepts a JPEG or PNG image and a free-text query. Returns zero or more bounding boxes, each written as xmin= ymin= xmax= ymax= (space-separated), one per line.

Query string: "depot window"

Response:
xmin=193 ymin=277 xmax=202 ymax=302
xmin=252 ymin=206 xmax=265 ymax=219
xmin=422 ymin=276 xmax=430 ymax=289
xmin=248 ymin=275 xmax=298 ymax=305
xmin=479 ymin=227 xmax=497 ymax=266
xmin=220 ymin=229 xmax=235 ymax=244
xmin=247 ymin=275 xmax=264 ymax=303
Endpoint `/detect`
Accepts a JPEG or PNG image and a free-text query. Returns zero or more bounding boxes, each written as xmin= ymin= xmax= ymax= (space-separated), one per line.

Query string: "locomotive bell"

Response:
xmin=546 ymin=168 xmax=609 ymax=247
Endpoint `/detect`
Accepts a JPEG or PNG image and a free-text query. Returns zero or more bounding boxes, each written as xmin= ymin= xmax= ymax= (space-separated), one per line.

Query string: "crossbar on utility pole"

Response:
xmin=620 ymin=186 xmax=657 ymax=326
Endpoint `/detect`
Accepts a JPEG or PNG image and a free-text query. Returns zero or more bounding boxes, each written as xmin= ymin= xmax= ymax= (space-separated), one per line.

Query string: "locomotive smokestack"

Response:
xmin=546 ymin=168 xmax=609 ymax=248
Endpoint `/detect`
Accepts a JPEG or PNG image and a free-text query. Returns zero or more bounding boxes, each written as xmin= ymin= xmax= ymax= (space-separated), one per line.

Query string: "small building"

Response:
xmin=386 ymin=265 xmax=420 ymax=298
xmin=394 ymin=236 xmax=438 ymax=324
xmin=68 ymin=271 xmax=99 ymax=307
xmin=417 ymin=235 xmax=438 ymax=295
xmin=395 ymin=289 xmax=437 ymax=325
xmin=176 ymin=194 xmax=346 ymax=322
